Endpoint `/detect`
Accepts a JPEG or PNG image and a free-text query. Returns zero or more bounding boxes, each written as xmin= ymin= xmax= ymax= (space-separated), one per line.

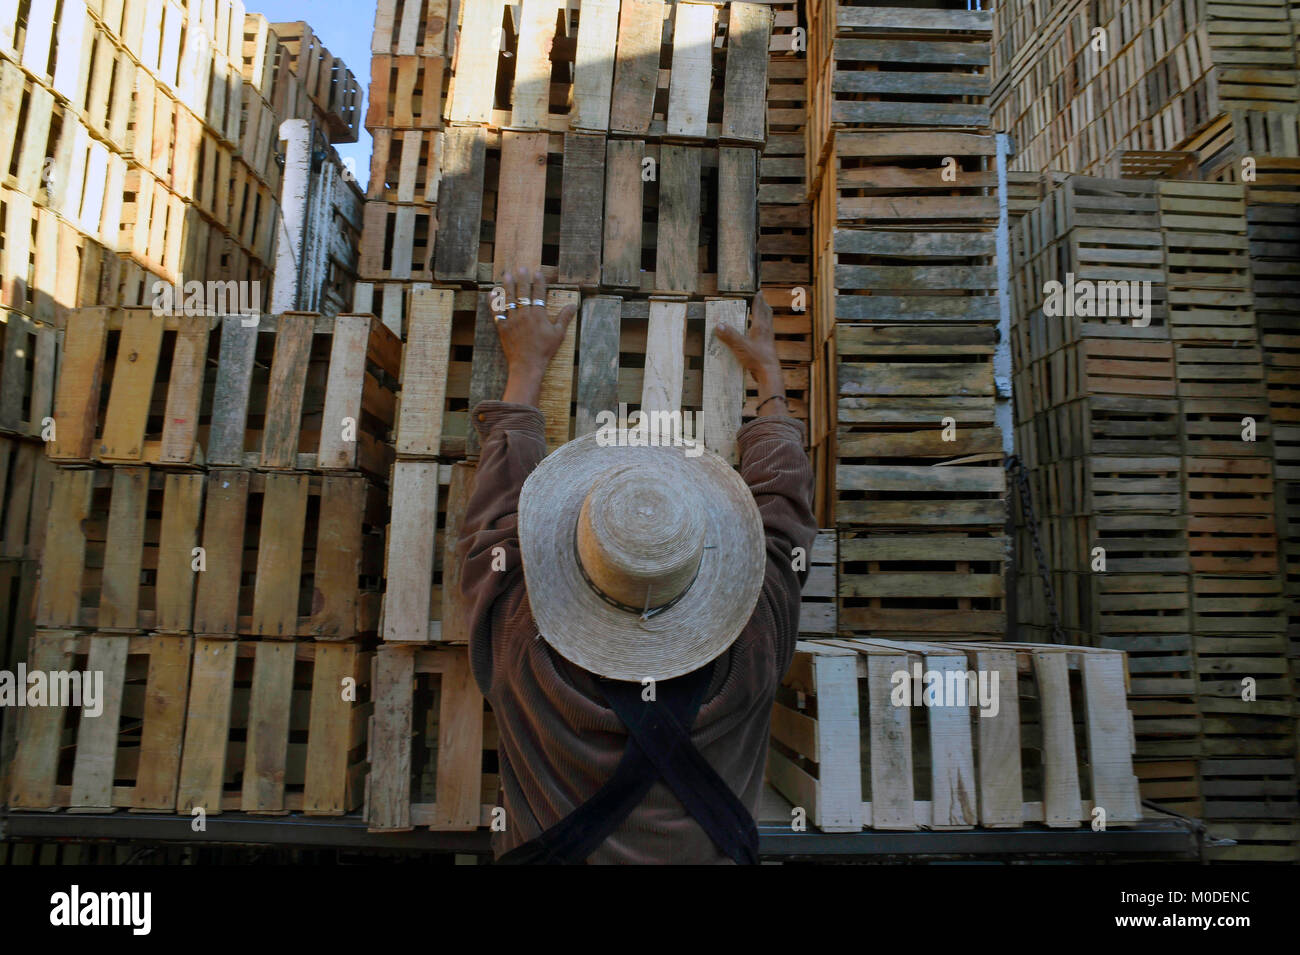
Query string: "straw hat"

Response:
xmin=517 ymin=429 xmax=766 ymax=682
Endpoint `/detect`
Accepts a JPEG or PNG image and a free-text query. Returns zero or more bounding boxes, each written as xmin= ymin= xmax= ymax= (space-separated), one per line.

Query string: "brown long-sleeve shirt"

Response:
xmin=456 ymin=400 xmax=817 ymax=863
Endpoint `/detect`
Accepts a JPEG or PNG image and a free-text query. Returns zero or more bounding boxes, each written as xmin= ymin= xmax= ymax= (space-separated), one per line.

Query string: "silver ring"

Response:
xmin=504 ymin=302 xmax=518 ymax=310
xmin=494 ymin=314 xmax=507 ymax=323
xmin=529 ymin=298 xmax=546 ymax=306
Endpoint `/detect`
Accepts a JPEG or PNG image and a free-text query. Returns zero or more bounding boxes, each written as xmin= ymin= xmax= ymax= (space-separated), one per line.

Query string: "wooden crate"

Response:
xmin=272 ymin=20 xmax=362 ymax=142
xmin=766 ymin=638 xmax=1143 ymax=832
xmin=444 ymin=0 xmax=773 ymax=144
xmin=192 ymin=469 xmax=386 ymax=638
xmin=201 ymin=312 xmax=400 ymax=475
xmin=37 ymin=467 xmax=205 ymax=632
xmin=7 ymin=631 xmax=193 ymax=811
xmin=366 ymin=643 xmax=496 ymax=831
xmin=176 ymin=639 xmax=370 ymax=815
xmin=430 ymin=130 xmax=759 ymax=295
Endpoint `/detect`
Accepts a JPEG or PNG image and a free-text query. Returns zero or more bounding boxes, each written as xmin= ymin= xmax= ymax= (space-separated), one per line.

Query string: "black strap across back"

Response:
xmin=497 ymin=663 xmax=760 ymax=865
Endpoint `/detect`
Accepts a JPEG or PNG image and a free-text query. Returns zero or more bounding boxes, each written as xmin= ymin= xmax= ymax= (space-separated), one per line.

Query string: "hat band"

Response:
xmin=571 ymin=518 xmax=705 ymax=622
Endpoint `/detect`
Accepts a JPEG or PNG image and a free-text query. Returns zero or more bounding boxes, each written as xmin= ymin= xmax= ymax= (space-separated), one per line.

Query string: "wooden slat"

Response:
xmin=250 ymin=473 xmax=310 ymax=636
xmin=432 ymin=648 xmax=484 ymax=828
xmin=36 ymin=469 xmax=94 ymax=627
xmin=812 ymin=652 xmax=865 ymax=831
xmin=368 ymin=646 xmax=415 ymax=829
xmin=99 ymin=311 xmax=164 ymax=461
xmin=304 ymin=643 xmax=357 ymax=814
xmin=702 ymin=298 xmax=745 ymax=463
xmin=447 ymin=0 xmax=503 ymax=122
xmin=575 ymin=296 xmax=622 ymax=438
xmin=192 ymin=470 xmax=249 ymax=635
xmin=241 ymin=641 xmax=295 ymax=811
xmin=570 ymin=0 xmax=619 ymax=130
xmin=641 ymin=300 xmax=686 ymax=415
xmin=69 ymin=635 xmax=129 ymax=809
xmin=492 ymin=131 xmax=549 ymax=282
xmin=558 ymin=132 xmax=606 ymax=286
xmin=609 ymin=0 xmax=663 ymax=135
xmin=510 ymin=0 xmax=560 ymax=129
xmin=601 ymin=139 xmax=644 ymax=287
xmin=7 ymin=633 xmax=72 ymax=807
xmin=925 ymin=652 xmax=977 ymax=828
xmin=206 ymin=316 xmax=259 ymax=466
xmin=260 ymin=314 xmax=315 ymax=468
xmin=657 ymin=145 xmax=701 ymax=293
xmin=434 ymin=125 xmax=487 ymax=282
xmin=155 ymin=473 xmax=204 ymax=632
xmin=466 ymin=292 xmax=507 ymax=458
xmin=717 ymin=147 xmax=757 ymax=292
xmin=1082 ymin=653 xmax=1142 ymax=823
xmin=975 ymin=650 xmax=1023 ymax=827
xmin=159 ymin=319 xmax=210 ymax=464
xmin=721 ymin=2 xmax=771 ymax=143
xmin=312 ymin=476 xmax=365 ymax=638
xmin=383 ymin=461 xmax=439 ymax=643
xmin=316 ymin=315 xmax=371 ymax=469
xmin=396 ymin=289 xmax=454 ymax=457
xmin=665 ymin=1 xmax=714 ymax=139
xmin=177 ymin=638 xmax=238 ymax=812
xmin=867 ymin=653 xmax=915 ymax=829
xmin=440 ymin=462 xmax=476 ymax=643
xmin=1033 ymin=651 xmax=1083 ymax=826
xmin=540 ymin=290 xmax=580 ymax=450
xmin=131 ymin=634 xmax=191 ymax=809
xmin=50 ymin=307 xmax=107 ymax=460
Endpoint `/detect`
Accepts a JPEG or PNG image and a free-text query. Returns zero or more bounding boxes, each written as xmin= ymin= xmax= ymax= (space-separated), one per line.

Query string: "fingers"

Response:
xmin=557 ymin=302 xmax=577 ymax=331
xmin=714 ymin=321 xmax=752 ymax=360
xmin=750 ymin=290 xmax=773 ymax=333
xmin=514 ymin=266 xmax=533 ymax=307
xmin=503 ymin=272 xmax=517 ymax=309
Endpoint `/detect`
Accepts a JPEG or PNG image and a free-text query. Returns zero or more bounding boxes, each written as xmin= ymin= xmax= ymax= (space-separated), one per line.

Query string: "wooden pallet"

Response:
xmin=366 ymin=643 xmax=495 ymax=831
xmin=429 ymin=130 xmax=760 ymax=294
xmin=190 ymin=469 xmax=386 ymax=638
xmin=443 ymin=0 xmax=773 ymax=143
xmin=0 ymin=557 xmax=38 ymax=801
xmin=7 ymin=631 xmax=194 ymax=811
xmin=766 ymin=638 xmax=1143 ymax=832
xmin=272 ymin=20 xmax=362 ymax=142
xmin=175 ymin=638 xmax=370 ymax=815
xmin=811 ymin=7 xmax=992 ymax=144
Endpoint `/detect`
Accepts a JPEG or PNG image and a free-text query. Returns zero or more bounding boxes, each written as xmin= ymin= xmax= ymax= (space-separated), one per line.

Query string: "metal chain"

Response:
xmin=1005 ymin=454 xmax=1066 ymax=644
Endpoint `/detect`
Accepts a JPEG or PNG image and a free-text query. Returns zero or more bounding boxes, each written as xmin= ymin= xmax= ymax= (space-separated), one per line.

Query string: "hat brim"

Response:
xmin=517 ymin=430 xmax=766 ymax=682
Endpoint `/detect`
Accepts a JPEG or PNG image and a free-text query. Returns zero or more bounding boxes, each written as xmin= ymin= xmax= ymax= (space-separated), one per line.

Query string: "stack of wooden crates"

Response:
xmin=0 ymin=0 xmax=373 ymax=818
xmin=806 ymin=2 xmax=1009 ymax=644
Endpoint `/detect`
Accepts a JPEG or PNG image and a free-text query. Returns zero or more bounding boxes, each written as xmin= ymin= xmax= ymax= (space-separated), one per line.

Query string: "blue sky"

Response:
xmin=253 ymin=0 xmax=377 ymax=178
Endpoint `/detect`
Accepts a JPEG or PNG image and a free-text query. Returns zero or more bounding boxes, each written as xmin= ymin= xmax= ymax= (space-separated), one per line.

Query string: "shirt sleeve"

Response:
xmin=736 ymin=415 xmax=819 ymax=671
xmin=456 ymin=399 xmax=548 ymax=695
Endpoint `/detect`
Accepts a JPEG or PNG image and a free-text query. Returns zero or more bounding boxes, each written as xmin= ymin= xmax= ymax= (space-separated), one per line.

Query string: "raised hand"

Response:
xmin=714 ymin=290 xmax=789 ymax=417
xmin=496 ymin=267 xmax=578 ymax=407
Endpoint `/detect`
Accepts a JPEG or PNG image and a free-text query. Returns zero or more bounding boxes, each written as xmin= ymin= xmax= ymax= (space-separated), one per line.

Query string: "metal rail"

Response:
xmin=2 ymin=811 xmax=1200 ymax=861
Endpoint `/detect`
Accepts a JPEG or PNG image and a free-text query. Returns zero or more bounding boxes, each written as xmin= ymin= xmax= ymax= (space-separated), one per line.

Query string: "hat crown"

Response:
xmin=575 ymin=464 xmax=705 ymax=613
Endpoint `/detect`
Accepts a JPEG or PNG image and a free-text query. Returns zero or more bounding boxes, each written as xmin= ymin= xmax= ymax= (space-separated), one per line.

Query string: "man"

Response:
xmin=457 ymin=267 xmax=817 ymax=864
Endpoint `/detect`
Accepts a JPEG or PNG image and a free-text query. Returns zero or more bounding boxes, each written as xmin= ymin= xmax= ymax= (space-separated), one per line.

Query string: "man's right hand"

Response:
xmin=497 ymin=267 xmax=577 ymax=407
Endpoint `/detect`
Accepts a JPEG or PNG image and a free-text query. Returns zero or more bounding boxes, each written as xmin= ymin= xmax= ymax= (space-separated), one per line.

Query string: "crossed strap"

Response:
xmin=497 ymin=663 xmax=759 ymax=865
